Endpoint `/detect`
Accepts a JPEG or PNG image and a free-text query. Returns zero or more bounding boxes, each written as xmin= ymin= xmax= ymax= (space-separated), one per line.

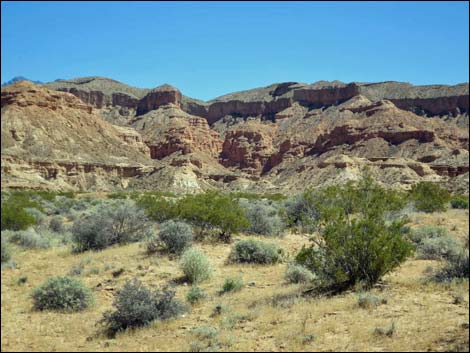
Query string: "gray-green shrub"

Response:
xmin=433 ymin=251 xmax=469 ymax=282
xmin=239 ymin=199 xmax=285 ymax=237
xmin=32 ymin=276 xmax=93 ymax=311
xmin=284 ymin=263 xmax=316 ymax=284
xmin=98 ymin=279 xmax=186 ymax=337
xmin=417 ymin=236 xmax=460 ymax=260
xmin=228 ymin=239 xmax=283 ymax=264
xmin=157 ymin=220 xmax=193 ymax=255
xmin=71 ymin=200 xmax=150 ymax=252
xmin=180 ymin=248 xmax=213 ymax=284
xmin=49 ymin=216 xmax=65 ymax=233
xmin=186 ymin=286 xmax=207 ymax=304
xmin=1 ymin=236 xmax=12 ymax=263
xmin=6 ymin=228 xmax=50 ymax=249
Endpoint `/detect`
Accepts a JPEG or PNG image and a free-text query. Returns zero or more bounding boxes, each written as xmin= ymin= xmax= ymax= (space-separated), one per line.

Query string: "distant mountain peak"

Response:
xmin=1 ymin=76 xmax=43 ymax=87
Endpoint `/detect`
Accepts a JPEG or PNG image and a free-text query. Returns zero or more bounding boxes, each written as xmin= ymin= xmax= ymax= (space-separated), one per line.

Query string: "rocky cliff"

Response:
xmin=2 ymin=78 xmax=469 ymax=193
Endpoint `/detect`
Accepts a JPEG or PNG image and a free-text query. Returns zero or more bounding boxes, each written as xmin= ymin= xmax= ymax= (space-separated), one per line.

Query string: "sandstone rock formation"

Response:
xmin=2 ymin=78 xmax=469 ymax=194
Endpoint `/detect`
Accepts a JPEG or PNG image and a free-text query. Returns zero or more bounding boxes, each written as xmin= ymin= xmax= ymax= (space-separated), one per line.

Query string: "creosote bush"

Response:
xmin=450 ymin=195 xmax=469 ymax=209
xmin=71 ymin=199 xmax=150 ymax=252
xmin=177 ymin=191 xmax=249 ymax=242
xmin=409 ymin=181 xmax=450 ymax=213
xmin=296 ymin=173 xmax=413 ymax=292
xmin=157 ymin=220 xmax=193 ymax=255
xmin=180 ymin=248 xmax=213 ymax=284
xmin=32 ymin=276 xmax=93 ymax=312
xmin=98 ymin=279 xmax=186 ymax=337
xmin=1 ymin=193 xmax=39 ymax=231
xmin=229 ymin=239 xmax=283 ymax=264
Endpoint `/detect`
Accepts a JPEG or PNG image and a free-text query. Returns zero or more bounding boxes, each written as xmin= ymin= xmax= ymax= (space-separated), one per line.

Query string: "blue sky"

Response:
xmin=1 ymin=1 xmax=468 ymax=100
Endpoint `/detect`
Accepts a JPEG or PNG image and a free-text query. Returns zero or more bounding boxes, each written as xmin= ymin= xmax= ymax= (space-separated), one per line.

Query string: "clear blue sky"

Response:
xmin=1 ymin=1 xmax=469 ymax=100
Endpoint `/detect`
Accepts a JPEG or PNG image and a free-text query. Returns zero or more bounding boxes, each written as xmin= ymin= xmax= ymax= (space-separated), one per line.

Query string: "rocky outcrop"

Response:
xmin=136 ymin=84 xmax=183 ymax=115
xmin=132 ymin=105 xmax=222 ymax=160
xmin=220 ymin=122 xmax=276 ymax=175
xmin=1 ymin=81 xmax=154 ymax=191
xmin=45 ymin=77 xmax=469 ymax=126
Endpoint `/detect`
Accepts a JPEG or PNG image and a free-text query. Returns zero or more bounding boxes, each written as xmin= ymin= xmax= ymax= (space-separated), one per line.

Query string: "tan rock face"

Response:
xmin=2 ymin=80 xmax=469 ymax=193
xmin=220 ymin=122 xmax=277 ymax=175
xmin=132 ymin=105 xmax=222 ymax=160
xmin=136 ymin=85 xmax=183 ymax=115
xmin=1 ymin=81 xmax=154 ymax=191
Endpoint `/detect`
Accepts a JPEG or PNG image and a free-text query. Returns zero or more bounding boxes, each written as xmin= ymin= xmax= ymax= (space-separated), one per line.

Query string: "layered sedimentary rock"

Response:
xmin=1 ymin=81 xmax=154 ymax=191
xmin=2 ymin=78 xmax=469 ymax=193
xmin=131 ymin=104 xmax=223 ymax=160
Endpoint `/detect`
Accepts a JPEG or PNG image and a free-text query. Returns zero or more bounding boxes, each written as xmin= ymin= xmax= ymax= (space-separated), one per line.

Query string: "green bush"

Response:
xmin=296 ymin=174 xmax=413 ymax=291
xmin=1 ymin=193 xmax=39 ymax=231
xmin=450 ymin=195 xmax=469 ymax=209
xmin=177 ymin=192 xmax=249 ymax=242
xmin=98 ymin=279 xmax=186 ymax=337
xmin=284 ymin=263 xmax=316 ymax=284
xmin=220 ymin=277 xmax=244 ymax=294
xmin=71 ymin=200 xmax=150 ymax=252
xmin=409 ymin=182 xmax=450 ymax=213
xmin=136 ymin=194 xmax=178 ymax=223
xmin=186 ymin=286 xmax=207 ymax=304
xmin=157 ymin=220 xmax=193 ymax=255
xmin=1 ymin=236 xmax=12 ymax=263
xmin=239 ymin=199 xmax=285 ymax=237
xmin=32 ymin=276 xmax=93 ymax=311
xmin=228 ymin=239 xmax=283 ymax=264
xmin=180 ymin=248 xmax=213 ymax=284
xmin=433 ymin=251 xmax=469 ymax=282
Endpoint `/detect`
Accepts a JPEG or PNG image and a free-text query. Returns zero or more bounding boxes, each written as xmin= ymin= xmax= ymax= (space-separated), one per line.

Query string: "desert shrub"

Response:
xmin=24 ymin=207 xmax=47 ymax=225
xmin=1 ymin=193 xmax=40 ymax=231
xmin=239 ymin=199 xmax=285 ymax=237
xmin=228 ymin=239 xmax=283 ymax=264
xmin=51 ymin=196 xmax=76 ymax=215
xmin=410 ymin=226 xmax=449 ymax=244
xmin=7 ymin=228 xmax=51 ymax=249
xmin=177 ymin=191 xmax=249 ymax=242
xmin=409 ymin=181 xmax=450 ymax=213
xmin=137 ymin=194 xmax=178 ymax=223
xmin=284 ymin=263 xmax=316 ymax=284
xmin=158 ymin=220 xmax=193 ymax=255
xmin=1 ymin=236 xmax=12 ymax=263
xmin=186 ymin=286 xmax=207 ymax=304
xmin=450 ymin=195 xmax=469 ymax=209
xmin=49 ymin=216 xmax=65 ymax=233
xmin=284 ymin=191 xmax=319 ymax=232
xmin=98 ymin=279 xmax=186 ymax=337
xmin=433 ymin=251 xmax=470 ymax=282
xmin=357 ymin=292 xmax=386 ymax=310
xmin=180 ymin=248 xmax=213 ymax=284
xmin=220 ymin=277 xmax=244 ymax=294
xmin=71 ymin=199 xmax=150 ymax=252
xmin=296 ymin=174 xmax=413 ymax=291
xmin=32 ymin=276 xmax=93 ymax=311
xmin=417 ymin=236 xmax=460 ymax=260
